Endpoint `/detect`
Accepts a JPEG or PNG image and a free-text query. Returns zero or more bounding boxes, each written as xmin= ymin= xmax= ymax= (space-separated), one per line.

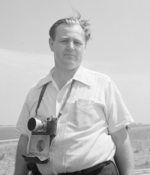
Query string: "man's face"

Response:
xmin=49 ymin=24 xmax=86 ymax=71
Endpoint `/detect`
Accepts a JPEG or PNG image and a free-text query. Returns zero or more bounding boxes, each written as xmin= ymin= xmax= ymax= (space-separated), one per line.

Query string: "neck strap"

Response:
xmin=35 ymin=80 xmax=75 ymax=118
xmin=35 ymin=82 xmax=49 ymax=116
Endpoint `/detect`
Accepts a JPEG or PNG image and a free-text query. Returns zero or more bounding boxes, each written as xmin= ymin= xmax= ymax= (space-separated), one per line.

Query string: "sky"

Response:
xmin=0 ymin=0 xmax=150 ymax=125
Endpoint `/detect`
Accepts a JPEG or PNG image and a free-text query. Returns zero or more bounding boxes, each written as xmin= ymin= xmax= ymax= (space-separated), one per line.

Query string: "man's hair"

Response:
xmin=49 ymin=11 xmax=91 ymax=43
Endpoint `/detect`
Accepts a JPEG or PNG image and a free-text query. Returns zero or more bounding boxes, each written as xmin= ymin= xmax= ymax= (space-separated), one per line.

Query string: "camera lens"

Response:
xmin=28 ymin=118 xmax=36 ymax=131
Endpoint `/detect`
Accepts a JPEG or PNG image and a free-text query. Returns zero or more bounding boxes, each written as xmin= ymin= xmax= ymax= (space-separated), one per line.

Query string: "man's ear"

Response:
xmin=49 ymin=38 xmax=54 ymax=52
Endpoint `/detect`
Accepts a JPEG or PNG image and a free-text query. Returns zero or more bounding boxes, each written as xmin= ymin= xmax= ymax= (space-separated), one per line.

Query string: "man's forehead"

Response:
xmin=56 ymin=24 xmax=84 ymax=36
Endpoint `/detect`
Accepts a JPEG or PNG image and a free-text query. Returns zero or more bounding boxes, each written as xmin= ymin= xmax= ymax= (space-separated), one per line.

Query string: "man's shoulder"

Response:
xmin=28 ymin=72 xmax=51 ymax=97
xmin=83 ymin=67 xmax=111 ymax=82
xmin=31 ymin=75 xmax=48 ymax=90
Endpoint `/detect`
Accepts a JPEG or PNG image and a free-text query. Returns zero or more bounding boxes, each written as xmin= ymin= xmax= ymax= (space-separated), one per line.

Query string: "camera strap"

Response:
xmin=35 ymin=82 xmax=49 ymax=116
xmin=35 ymin=80 xmax=75 ymax=118
xmin=24 ymin=80 xmax=75 ymax=165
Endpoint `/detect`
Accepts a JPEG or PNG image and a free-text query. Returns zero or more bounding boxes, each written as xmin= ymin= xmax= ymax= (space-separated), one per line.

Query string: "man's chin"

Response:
xmin=62 ymin=63 xmax=80 ymax=71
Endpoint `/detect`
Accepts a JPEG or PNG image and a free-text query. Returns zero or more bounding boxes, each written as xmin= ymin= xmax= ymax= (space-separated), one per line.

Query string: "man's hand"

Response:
xmin=14 ymin=134 xmax=29 ymax=175
xmin=111 ymin=127 xmax=135 ymax=175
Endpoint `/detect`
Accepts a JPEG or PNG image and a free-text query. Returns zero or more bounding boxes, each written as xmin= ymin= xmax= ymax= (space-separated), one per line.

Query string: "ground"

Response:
xmin=0 ymin=126 xmax=150 ymax=174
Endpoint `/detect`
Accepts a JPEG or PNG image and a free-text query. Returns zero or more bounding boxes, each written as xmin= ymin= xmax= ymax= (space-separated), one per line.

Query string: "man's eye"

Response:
xmin=74 ymin=41 xmax=82 ymax=45
xmin=61 ymin=40 xmax=68 ymax=43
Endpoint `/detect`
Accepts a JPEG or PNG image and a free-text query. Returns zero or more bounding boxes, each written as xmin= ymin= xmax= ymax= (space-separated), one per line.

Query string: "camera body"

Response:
xmin=28 ymin=117 xmax=57 ymax=137
xmin=23 ymin=117 xmax=57 ymax=164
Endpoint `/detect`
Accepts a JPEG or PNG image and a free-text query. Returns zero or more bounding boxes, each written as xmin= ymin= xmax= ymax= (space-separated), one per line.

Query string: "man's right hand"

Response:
xmin=14 ymin=134 xmax=29 ymax=175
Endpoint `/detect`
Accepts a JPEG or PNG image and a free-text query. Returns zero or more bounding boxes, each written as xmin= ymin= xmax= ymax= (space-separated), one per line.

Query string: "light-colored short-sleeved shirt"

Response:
xmin=16 ymin=66 xmax=134 ymax=175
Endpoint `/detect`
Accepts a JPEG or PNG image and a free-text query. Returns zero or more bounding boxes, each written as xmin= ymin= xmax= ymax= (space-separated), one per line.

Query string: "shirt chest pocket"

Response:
xmin=68 ymin=101 xmax=99 ymax=129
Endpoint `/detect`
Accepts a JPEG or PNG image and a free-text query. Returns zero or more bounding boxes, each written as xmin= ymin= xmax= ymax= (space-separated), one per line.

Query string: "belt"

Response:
xmin=59 ymin=160 xmax=111 ymax=175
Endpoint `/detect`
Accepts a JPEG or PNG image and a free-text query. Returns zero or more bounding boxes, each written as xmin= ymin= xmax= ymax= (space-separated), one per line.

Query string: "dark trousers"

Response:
xmin=28 ymin=161 xmax=119 ymax=175
xmin=86 ymin=161 xmax=118 ymax=175
xmin=59 ymin=161 xmax=118 ymax=175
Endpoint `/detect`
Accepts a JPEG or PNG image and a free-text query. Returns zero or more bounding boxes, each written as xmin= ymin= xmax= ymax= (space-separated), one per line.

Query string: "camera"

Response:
xmin=28 ymin=117 xmax=57 ymax=137
xmin=23 ymin=117 xmax=58 ymax=164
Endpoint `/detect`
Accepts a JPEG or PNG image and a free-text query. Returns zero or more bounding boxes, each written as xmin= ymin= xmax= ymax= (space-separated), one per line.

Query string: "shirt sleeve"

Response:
xmin=105 ymin=79 xmax=134 ymax=133
xmin=16 ymin=94 xmax=30 ymax=137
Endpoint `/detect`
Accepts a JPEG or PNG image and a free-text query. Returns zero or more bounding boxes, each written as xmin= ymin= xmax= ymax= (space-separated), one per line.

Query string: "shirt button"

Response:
xmin=50 ymin=147 xmax=55 ymax=152
xmin=57 ymin=99 xmax=61 ymax=103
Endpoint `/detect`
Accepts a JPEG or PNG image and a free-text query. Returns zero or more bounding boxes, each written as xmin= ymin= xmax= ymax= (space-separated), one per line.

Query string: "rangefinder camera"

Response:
xmin=28 ymin=117 xmax=57 ymax=136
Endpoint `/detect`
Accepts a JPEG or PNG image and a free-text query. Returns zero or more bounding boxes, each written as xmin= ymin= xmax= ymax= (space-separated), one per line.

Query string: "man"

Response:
xmin=14 ymin=13 xmax=134 ymax=175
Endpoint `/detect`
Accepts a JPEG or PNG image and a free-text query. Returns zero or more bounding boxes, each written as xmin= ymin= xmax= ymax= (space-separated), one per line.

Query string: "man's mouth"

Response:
xmin=65 ymin=54 xmax=75 ymax=56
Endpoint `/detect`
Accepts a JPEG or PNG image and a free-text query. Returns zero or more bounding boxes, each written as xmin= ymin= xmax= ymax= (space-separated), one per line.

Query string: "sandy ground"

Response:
xmin=0 ymin=142 xmax=17 ymax=175
xmin=0 ymin=140 xmax=150 ymax=175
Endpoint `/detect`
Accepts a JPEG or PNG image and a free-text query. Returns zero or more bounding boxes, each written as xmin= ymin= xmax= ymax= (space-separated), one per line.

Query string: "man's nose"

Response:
xmin=67 ymin=41 xmax=74 ymax=50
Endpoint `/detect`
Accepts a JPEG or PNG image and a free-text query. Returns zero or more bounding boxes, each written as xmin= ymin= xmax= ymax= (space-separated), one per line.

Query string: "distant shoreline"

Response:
xmin=1 ymin=124 xmax=150 ymax=128
xmin=0 ymin=126 xmax=19 ymax=140
xmin=0 ymin=125 xmax=16 ymax=127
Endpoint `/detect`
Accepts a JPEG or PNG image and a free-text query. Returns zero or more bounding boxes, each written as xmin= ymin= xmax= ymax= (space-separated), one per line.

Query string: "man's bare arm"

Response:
xmin=111 ymin=127 xmax=135 ymax=175
xmin=14 ymin=134 xmax=28 ymax=175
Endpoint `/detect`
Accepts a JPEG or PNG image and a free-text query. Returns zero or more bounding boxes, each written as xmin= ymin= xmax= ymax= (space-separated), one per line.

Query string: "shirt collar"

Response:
xmin=73 ymin=66 xmax=91 ymax=87
xmin=37 ymin=68 xmax=54 ymax=89
xmin=37 ymin=66 xmax=91 ymax=89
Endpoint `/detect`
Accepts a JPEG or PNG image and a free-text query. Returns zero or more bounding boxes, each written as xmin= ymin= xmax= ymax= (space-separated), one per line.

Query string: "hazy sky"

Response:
xmin=0 ymin=0 xmax=150 ymax=125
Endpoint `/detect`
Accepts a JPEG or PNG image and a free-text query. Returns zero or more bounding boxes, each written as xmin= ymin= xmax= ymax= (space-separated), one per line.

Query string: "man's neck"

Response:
xmin=52 ymin=66 xmax=79 ymax=90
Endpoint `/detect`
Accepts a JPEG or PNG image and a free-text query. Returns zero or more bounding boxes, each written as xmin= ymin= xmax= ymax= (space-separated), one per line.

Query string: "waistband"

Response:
xmin=59 ymin=160 xmax=111 ymax=175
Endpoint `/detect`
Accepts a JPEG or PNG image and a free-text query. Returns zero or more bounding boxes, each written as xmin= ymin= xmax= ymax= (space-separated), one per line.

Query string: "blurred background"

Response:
xmin=0 ymin=0 xmax=150 ymax=125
